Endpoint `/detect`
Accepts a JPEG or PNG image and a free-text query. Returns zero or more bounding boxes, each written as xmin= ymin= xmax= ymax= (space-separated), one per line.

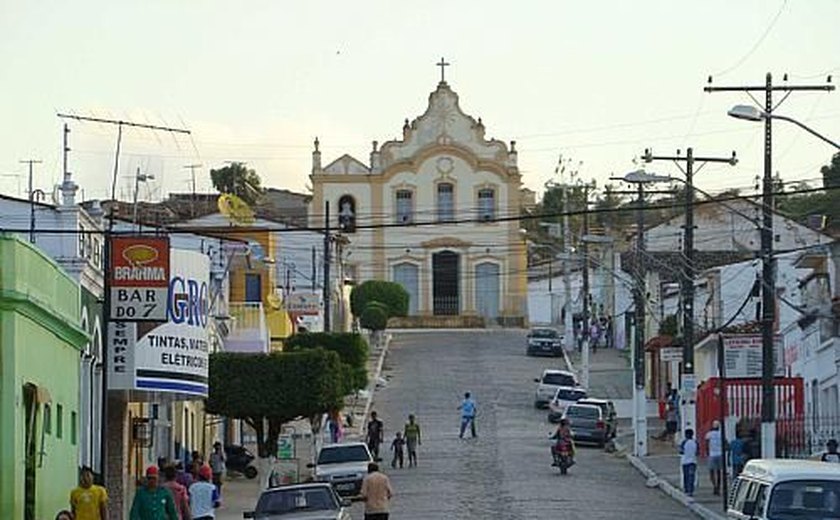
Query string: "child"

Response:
xmin=390 ymin=432 xmax=406 ymax=469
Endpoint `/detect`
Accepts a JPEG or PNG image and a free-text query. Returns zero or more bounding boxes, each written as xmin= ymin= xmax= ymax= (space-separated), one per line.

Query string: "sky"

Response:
xmin=1 ymin=0 xmax=838 ymax=205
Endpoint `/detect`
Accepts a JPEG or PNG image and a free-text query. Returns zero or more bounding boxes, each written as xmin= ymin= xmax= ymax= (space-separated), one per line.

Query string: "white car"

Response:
xmin=308 ymin=442 xmax=373 ymax=498
xmin=547 ymin=386 xmax=588 ymax=422
xmin=533 ymin=369 xmax=578 ymax=408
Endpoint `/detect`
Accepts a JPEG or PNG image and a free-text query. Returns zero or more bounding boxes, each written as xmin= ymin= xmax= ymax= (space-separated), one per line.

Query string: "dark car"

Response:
xmin=577 ymin=398 xmax=617 ymax=439
xmin=564 ymin=403 xmax=609 ymax=447
xmin=225 ymin=444 xmax=258 ymax=479
xmin=526 ymin=327 xmax=564 ymax=357
xmin=243 ymin=482 xmax=352 ymax=519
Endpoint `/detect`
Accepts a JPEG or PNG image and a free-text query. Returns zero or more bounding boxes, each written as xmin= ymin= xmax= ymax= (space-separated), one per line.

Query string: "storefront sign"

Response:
xmin=660 ymin=347 xmax=683 ymax=363
xmin=285 ymin=292 xmax=321 ymax=315
xmin=722 ymin=334 xmax=784 ymax=379
xmin=110 ymin=236 xmax=170 ymax=321
xmin=108 ymin=249 xmax=210 ymax=397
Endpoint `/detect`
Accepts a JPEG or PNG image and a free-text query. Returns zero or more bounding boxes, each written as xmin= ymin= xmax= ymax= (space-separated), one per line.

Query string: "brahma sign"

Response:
xmin=110 ymin=236 xmax=170 ymax=321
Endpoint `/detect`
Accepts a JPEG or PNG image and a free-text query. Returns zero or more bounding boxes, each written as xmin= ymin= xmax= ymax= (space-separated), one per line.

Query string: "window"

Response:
xmin=395 ymin=189 xmax=414 ymax=224
xmin=478 ymin=188 xmax=496 ymax=221
xmin=56 ymin=404 xmax=63 ymax=439
xmin=437 ymin=183 xmax=454 ymax=222
xmin=337 ymin=195 xmax=356 ymax=233
xmin=44 ymin=404 xmax=52 ymax=434
xmin=245 ymin=273 xmax=262 ymax=302
xmin=70 ymin=411 xmax=77 ymax=445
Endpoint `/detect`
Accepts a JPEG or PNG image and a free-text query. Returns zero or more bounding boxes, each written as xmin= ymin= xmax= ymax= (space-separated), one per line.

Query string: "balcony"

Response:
xmin=223 ymin=302 xmax=270 ymax=353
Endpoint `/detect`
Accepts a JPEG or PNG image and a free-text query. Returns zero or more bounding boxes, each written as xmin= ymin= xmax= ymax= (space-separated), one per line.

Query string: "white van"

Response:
xmin=727 ymin=459 xmax=840 ymax=520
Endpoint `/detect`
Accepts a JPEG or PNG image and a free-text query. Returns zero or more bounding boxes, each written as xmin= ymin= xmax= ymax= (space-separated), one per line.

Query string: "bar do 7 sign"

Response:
xmin=110 ymin=236 xmax=170 ymax=321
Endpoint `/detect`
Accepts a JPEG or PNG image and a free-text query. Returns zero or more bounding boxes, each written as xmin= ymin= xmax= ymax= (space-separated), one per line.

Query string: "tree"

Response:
xmin=284 ymin=332 xmax=369 ymax=395
xmin=821 ymin=152 xmax=840 ymax=189
xmin=210 ymin=162 xmax=264 ymax=206
xmin=350 ymin=280 xmax=409 ymax=318
xmin=360 ymin=303 xmax=388 ymax=332
xmin=206 ymin=349 xmax=343 ymax=458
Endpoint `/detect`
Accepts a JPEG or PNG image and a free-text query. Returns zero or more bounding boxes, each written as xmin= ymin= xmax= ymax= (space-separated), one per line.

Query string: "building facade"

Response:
xmin=311 ymin=80 xmax=528 ymax=325
xmin=0 ymin=235 xmax=88 ymax=520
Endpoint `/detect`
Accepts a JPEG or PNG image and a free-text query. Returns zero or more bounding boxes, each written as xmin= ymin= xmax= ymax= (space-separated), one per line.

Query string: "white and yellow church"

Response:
xmin=310 ymin=74 xmax=528 ymax=326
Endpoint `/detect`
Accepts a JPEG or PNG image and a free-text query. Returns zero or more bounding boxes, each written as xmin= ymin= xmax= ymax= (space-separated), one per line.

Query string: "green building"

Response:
xmin=0 ymin=235 xmax=87 ymax=520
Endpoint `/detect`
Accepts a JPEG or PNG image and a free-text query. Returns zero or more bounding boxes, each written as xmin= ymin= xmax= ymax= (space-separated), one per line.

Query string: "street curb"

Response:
xmin=561 ymin=347 xmax=576 ymax=375
xmin=615 ymin=439 xmax=726 ymax=520
xmin=357 ymin=333 xmax=391 ymax=436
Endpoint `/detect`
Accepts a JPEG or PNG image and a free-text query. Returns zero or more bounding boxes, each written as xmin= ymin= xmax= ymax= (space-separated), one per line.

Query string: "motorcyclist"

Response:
xmin=550 ymin=419 xmax=575 ymax=467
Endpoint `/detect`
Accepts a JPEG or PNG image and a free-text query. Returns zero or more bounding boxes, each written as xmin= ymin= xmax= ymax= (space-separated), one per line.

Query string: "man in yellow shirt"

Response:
xmin=70 ymin=466 xmax=108 ymax=520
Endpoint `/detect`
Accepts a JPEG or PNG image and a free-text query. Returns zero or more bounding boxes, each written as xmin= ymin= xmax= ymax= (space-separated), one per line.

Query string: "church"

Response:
xmin=310 ymin=66 xmax=528 ymax=326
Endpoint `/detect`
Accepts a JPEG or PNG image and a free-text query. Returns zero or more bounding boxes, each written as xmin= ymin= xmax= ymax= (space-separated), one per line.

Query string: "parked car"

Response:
xmin=526 ymin=327 xmax=564 ymax=357
xmin=564 ymin=403 xmax=608 ymax=447
xmin=534 ymin=369 xmax=578 ymax=408
xmin=576 ymin=398 xmax=618 ymax=439
xmin=307 ymin=442 xmax=373 ymax=497
xmin=243 ymin=482 xmax=352 ymax=519
xmin=547 ymin=386 xmax=588 ymax=423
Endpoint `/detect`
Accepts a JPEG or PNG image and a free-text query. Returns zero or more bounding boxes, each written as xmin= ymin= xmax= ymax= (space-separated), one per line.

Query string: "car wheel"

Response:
xmin=244 ymin=466 xmax=258 ymax=479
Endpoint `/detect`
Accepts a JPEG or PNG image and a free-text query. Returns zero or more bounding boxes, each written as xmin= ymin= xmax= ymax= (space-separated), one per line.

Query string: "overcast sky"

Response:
xmin=1 ymin=0 xmax=838 ymax=205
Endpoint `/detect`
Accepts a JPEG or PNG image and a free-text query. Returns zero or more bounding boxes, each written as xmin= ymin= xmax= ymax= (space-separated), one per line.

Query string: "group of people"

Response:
xmin=365 ymin=411 xmax=423 ymax=469
xmin=679 ymin=421 xmax=840 ymax=498
xmin=55 ymin=443 xmax=227 ymax=520
xmin=575 ymin=315 xmax=614 ymax=352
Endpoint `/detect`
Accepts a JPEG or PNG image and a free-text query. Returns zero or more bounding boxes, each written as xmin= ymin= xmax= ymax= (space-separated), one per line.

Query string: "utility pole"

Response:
xmin=705 ymin=73 xmax=834 ymax=459
xmin=323 ymin=201 xmax=332 ymax=332
xmin=642 ymin=147 xmax=737 ymax=437
xmin=579 ymin=183 xmax=594 ymax=391
xmin=562 ymin=185 xmax=574 ymax=351
xmin=183 ymin=164 xmax=203 ymax=216
xmin=20 ymin=159 xmax=43 ymax=243
xmin=311 ymin=246 xmax=317 ymax=292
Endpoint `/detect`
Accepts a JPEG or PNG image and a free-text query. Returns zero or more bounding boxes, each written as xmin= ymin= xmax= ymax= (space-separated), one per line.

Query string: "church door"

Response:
xmin=475 ymin=262 xmax=500 ymax=321
xmin=393 ymin=263 xmax=419 ymax=315
xmin=432 ymin=251 xmax=459 ymax=315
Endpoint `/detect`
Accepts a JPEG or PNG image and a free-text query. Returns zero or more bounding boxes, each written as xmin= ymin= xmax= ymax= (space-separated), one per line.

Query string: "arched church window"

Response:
xmin=437 ymin=183 xmax=454 ymax=222
xmin=478 ymin=188 xmax=496 ymax=221
xmin=338 ymin=195 xmax=356 ymax=233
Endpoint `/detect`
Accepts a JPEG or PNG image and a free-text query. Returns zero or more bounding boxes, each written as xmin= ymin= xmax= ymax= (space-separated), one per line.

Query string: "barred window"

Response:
xmin=396 ymin=189 xmax=414 ymax=223
xmin=437 ymin=183 xmax=454 ymax=222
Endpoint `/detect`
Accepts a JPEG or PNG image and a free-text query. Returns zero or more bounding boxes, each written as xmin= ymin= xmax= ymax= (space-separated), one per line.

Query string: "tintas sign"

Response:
xmin=110 ymin=236 xmax=170 ymax=321
xmin=108 ymin=249 xmax=210 ymax=397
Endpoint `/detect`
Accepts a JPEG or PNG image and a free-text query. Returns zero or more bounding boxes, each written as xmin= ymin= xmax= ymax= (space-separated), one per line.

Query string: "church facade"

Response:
xmin=310 ymin=79 xmax=528 ymax=325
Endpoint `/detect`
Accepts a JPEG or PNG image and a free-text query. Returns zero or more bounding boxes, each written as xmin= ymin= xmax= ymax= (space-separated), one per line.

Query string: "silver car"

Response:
xmin=243 ymin=482 xmax=352 ymax=519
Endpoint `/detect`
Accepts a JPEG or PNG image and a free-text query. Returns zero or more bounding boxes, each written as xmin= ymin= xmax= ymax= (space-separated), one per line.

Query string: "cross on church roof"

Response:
xmin=436 ymin=57 xmax=450 ymax=84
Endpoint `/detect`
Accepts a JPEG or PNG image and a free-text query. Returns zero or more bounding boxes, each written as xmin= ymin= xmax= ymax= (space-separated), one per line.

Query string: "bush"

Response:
xmin=284 ymin=332 xmax=369 ymax=394
xmin=350 ymin=280 xmax=409 ymax=318
xmin=360 ymin=303 xmax=388 ymax=331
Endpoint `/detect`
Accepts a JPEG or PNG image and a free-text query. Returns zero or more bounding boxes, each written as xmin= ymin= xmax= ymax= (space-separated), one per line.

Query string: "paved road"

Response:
xmin=348 ymin=330 xmax=686 ymax=519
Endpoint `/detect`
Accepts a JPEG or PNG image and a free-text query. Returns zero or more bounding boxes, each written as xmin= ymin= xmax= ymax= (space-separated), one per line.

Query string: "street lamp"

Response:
xmin=728 ymin=105 xmax=840 ymax=150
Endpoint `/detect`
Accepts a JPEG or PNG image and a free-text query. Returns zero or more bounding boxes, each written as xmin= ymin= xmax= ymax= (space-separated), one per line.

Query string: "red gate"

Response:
xmin=696 ymin=377 xmax=804 ymax=457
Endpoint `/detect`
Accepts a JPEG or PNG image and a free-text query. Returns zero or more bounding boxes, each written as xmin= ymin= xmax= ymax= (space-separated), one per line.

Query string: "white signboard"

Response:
xmin=108 ymin=249 xmax=210 ymax=397
xmin=285 ymin=292 xmax=321 ymax=315
xmin=660 ymin=347 xmax=683 ymax=363
xmin=722 ymin=334 xmax=784 ymax=379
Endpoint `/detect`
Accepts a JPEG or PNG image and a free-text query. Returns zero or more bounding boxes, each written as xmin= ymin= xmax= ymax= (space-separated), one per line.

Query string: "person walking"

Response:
xmin=404 ymin=414 xmax=422 ymax=467
xmin=70 ymin=466 xmax=108 ymax=520
xmin=680 ymin=429 xmax=699 ymax=498
xmin=730 ymin=431 xmax=747 ymax=478
xmin=390 ymin=432 xmax=405 ymax=469
xmin=360 ymin=462 xmax=393 ymax=520
xmin=821 ymin=439 xmax=840 ymax=462
xmin=189 ymin=465 xmax=220 ymax=520
xmin=366 ymin=411 xmax=385 ymax=460
xmin=130 ymin=466 xmax=178 ymax=520
xmin=458 ymin=392 xmax=477 ymax=439
xmin=208 ymin=443 xmax=226 ymax=494
xmin=161 ymin=465 xmax=191 ymax=520
xmin=705 ymin=420 xmax=724 ymax=495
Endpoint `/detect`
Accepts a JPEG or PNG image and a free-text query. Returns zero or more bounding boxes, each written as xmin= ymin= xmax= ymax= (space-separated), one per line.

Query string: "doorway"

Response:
xmin=23 ymin=384 xmax=38 ymax=520
xmin=475 ymin=262 xmax=500 ymax=321
xmin=432 ymin=251 xmax=459 ymax=315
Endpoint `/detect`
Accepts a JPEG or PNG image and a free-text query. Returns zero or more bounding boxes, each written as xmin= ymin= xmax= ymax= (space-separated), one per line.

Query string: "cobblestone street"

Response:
xmin=344 ymin=330 xmax=687 ymax=519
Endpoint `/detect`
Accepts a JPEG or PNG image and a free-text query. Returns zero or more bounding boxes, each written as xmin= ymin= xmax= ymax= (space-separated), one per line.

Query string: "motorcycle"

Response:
xmin=551 ymin=438 xmax=575 ymax=475
xmin=224 ymin=444 xmax=258 ymax=480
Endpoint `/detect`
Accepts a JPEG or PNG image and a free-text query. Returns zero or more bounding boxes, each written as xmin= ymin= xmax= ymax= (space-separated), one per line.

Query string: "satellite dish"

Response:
xmin=218 ymin=193 xmax=255 ymax=225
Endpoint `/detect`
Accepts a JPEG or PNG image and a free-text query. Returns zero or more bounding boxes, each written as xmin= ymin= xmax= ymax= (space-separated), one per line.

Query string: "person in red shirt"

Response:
xmin=162 ymin=464 xmax=191 ymax=520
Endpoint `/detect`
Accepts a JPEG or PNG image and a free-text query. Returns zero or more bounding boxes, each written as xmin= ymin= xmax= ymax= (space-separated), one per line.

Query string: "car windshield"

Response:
xmin=567 ymin=406 xmax=600 ymax=419
xmin=256 ymin=487 xmax=339 ymax=515
xmin=556 ymin=389 xmax=587 ymax=401
xmin=530 ymin=329 xmax=558 ymax=338
xmin=767 ymin=480 xmax=840 ymax=520
xmin=543 ymin=373 xmax=575 ymax=386
xmin=317 ymin=445 xmax=371 ymax=464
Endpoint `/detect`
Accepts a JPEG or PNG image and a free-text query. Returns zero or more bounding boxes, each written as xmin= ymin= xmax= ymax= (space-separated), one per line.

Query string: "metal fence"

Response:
xmin=733 ymin=414 xmax=840 ymax=459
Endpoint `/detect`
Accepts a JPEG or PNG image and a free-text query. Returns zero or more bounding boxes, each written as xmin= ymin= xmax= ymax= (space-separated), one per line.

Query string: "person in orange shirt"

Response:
xmin=70 ymin=466 xmax=108 ymax=520
xmin=162 ymin=464 xmax=192 ymax=520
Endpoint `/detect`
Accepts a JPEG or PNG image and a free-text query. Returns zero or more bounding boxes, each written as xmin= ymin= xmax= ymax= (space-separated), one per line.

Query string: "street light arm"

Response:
xmin=771 ymin=114 xmax=840 ymax=150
